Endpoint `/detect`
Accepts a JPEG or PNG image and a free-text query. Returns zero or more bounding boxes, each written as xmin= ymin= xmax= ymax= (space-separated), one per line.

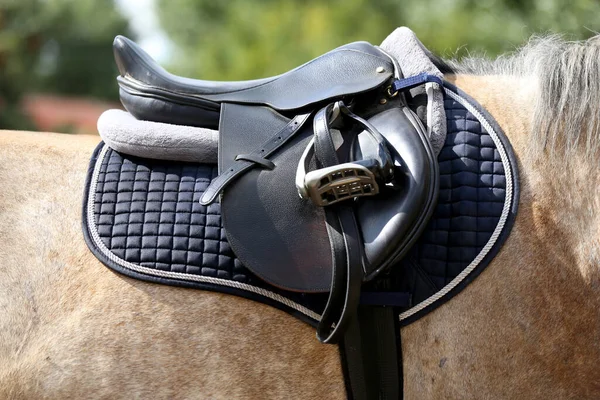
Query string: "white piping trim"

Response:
xmin=398 ymin=88 xmax=515 ymax=320
xmin=86 ymin=144 xmax=322 ymax=322
xmin=86 ymin=88 xmax=515 ymax=324
xmin=425 ymin=82 xmax=435 ymax=136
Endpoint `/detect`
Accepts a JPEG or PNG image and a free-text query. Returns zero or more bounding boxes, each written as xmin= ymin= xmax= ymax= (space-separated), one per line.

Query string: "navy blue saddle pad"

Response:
xmin=82 ymin=84 xmax=519 ymax=326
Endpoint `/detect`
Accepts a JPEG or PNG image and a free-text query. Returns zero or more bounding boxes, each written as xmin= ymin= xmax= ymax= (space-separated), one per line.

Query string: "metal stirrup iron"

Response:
xmin=295 ymin=101 xmax=395 ymax=207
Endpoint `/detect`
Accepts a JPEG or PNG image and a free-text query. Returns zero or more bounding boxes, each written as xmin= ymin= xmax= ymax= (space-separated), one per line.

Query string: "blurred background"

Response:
xmin=1 ymin=0 xmax=598 ymax=134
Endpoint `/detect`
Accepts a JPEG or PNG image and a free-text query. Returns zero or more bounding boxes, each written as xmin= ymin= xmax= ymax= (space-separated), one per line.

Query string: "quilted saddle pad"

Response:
xmin=82 ymin=84 xmax=519 ymax=326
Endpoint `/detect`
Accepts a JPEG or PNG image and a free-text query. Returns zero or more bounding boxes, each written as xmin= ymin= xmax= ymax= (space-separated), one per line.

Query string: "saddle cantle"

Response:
xmin=114 ymin=35 xmax=396 ymax=129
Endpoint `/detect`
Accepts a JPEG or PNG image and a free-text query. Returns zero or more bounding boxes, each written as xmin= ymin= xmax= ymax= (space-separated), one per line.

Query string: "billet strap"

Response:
xmin=360 ymin=291 xmax=411 ymax=307
xmin=200 ymin=112 xmax=311 ymax=205
xmin=312 ymin=103 xmax=364 ymax=343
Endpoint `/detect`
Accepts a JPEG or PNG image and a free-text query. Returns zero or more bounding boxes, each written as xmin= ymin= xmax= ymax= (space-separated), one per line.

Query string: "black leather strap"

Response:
xmin=312 ymin=103 xmax=402 ymax=397
xmin=338 ymin=103 xmax=394 ymax=182
xmin=312 ymin=104 xmax=364 ymax=343
xmin=234 ymin=154 xmax=275 ymax=169
xmin=317 ymin=206 xmax=364 ymax=343
xmin=341 ymin=304 xmax=402 ymax=400
xmin=200 ymin=112 xmax=311 ymax=205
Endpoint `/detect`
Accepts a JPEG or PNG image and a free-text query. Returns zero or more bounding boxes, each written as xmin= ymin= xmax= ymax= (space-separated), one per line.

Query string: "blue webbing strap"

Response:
xmin=360 ymin=291 xmax=411 ymax=307
xmin=390 ymin=73 xmax=444 ymax=94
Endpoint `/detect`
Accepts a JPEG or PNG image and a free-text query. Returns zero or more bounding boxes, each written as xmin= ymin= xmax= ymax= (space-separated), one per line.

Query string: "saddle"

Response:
xmin=114 ymin=35 xmax=441 ymax=343
xmin=105 ymin=34 xmax=458 ymax=399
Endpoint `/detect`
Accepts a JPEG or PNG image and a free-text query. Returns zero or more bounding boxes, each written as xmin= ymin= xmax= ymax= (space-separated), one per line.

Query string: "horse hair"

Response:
xmin=432 ymin=34 xmax=600 ymax=158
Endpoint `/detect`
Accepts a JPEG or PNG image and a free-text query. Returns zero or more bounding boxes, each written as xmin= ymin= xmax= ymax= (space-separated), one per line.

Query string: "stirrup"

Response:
xmin=296 ymin=137 xmax=380 ymax=206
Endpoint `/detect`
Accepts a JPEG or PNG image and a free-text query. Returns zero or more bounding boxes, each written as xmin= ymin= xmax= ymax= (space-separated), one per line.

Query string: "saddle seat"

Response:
xmin=114 ymin=36 xmax=395 ymax=129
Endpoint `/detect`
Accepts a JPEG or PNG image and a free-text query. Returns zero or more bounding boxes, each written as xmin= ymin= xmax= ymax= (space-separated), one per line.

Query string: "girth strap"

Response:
xmin=341 ymin=304 xmax=402 ymax=400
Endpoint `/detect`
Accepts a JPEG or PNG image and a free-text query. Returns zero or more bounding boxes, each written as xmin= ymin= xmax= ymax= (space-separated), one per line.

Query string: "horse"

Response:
xmin=1 ymin=34 xmax=600 ymax=399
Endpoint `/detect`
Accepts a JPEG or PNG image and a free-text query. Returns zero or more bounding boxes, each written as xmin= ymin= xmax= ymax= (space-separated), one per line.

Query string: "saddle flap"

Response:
xmin=220 ymin=104 xmax=333 ymax=292
xmin=219 ymin=101 xmax=438 ymax=292
xmin=218 ymin=105 xmax=291 ymax=173
xmin=354 ymin=107 xmax=438 ymax=277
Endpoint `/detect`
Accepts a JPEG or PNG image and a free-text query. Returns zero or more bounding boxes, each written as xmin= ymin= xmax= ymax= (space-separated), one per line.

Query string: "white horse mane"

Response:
xmin=434 ymin=34 xmax=600 ymax=158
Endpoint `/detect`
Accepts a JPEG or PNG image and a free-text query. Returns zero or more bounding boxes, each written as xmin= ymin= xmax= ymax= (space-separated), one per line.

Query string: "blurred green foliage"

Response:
xmin=157 ymin=0 xmax=600 ymax=80
xmin=1 ymin=0 xmax=599 ymax=131
xmin=0 ymin=0 xmax=129 ymax=129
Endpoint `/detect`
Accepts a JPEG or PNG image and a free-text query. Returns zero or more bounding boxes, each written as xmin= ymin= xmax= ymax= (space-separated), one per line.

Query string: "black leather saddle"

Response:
xmin=115 ymin=35 xmax=395 ymax=129
xmin=113 ymin=36 xmax=440 ymax=343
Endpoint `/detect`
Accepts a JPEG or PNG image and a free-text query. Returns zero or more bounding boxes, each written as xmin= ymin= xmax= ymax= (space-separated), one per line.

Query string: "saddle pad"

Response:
xmin=82 ymin=84 xmax=519 ymax=326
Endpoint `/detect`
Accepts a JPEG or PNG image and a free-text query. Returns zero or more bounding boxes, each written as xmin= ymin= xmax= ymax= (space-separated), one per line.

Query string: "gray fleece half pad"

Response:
xmin=83 ymin=84 xmax=519 ymax=326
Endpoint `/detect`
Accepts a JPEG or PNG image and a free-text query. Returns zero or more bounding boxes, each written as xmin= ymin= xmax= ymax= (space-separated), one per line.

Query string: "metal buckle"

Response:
xmin=296 ymin=137 xmax=380 ymax=206
xmin=386 ymin=84 xmax=399 ymax=98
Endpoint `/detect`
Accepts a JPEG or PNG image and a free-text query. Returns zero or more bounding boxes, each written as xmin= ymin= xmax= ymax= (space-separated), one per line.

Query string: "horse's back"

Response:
xmin=0 ymin=130 xmax=100 ymax=397
xmin=0 ymin=130 xmax=344 ymax=399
